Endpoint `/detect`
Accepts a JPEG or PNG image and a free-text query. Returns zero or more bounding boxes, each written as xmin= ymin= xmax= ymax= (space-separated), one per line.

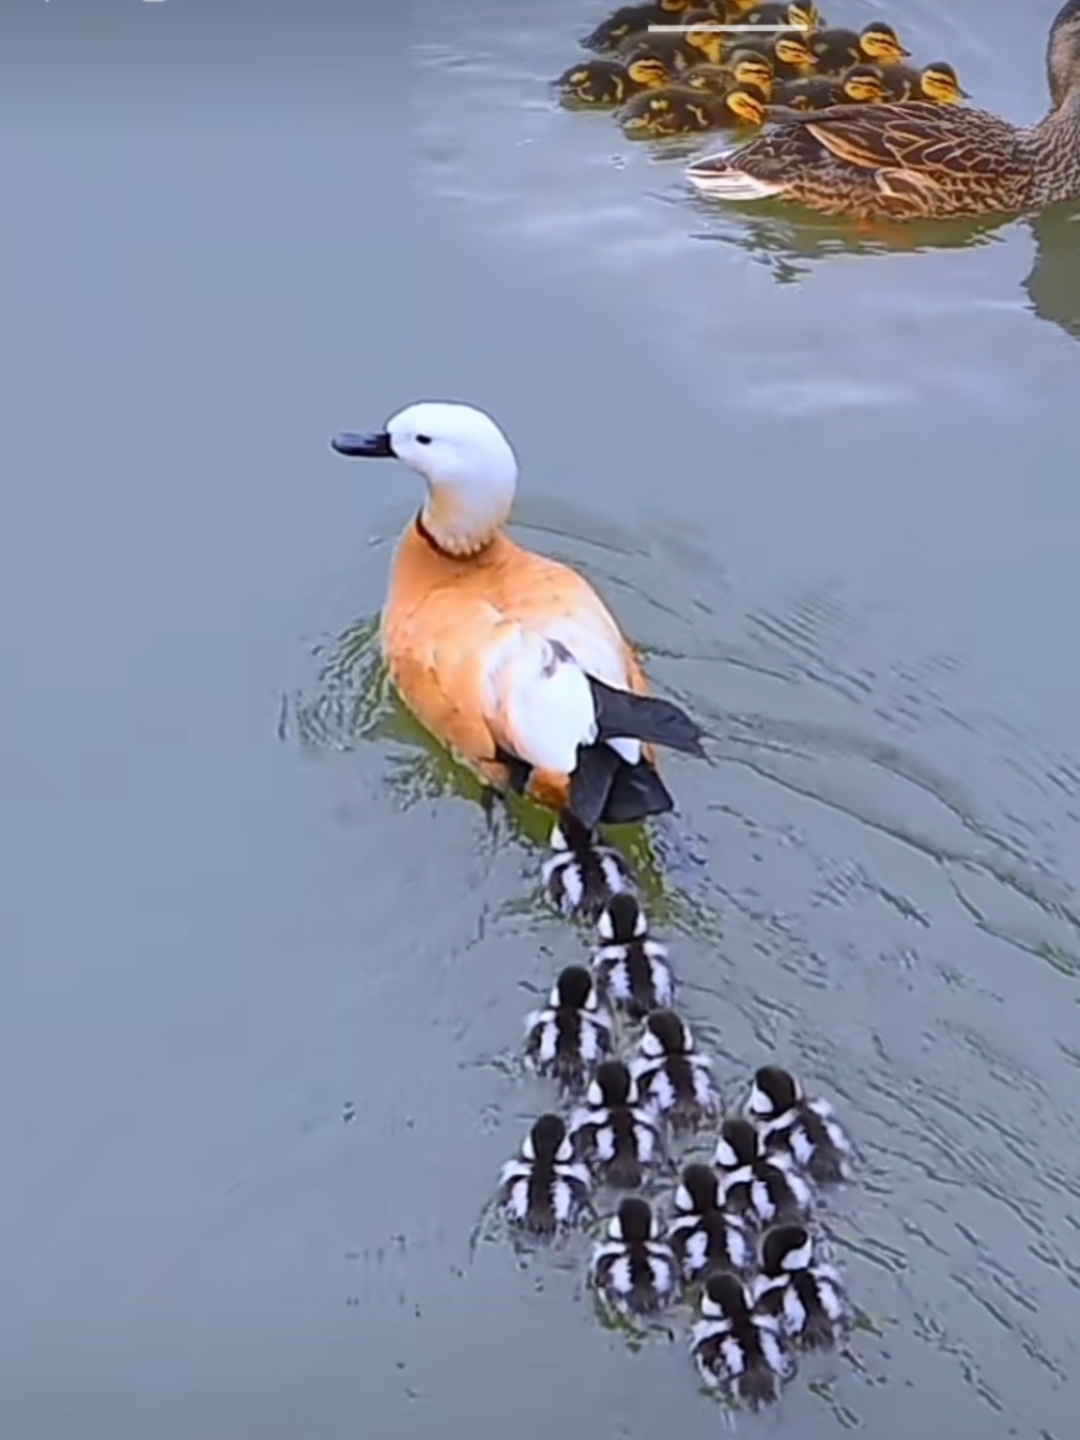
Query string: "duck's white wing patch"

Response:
xmin=487 ymin=629 xmax=597 ymax=773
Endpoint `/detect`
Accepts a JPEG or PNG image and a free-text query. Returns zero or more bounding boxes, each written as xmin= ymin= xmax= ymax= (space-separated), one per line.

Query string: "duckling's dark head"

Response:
xmin=774 ymin=33 xmax=816 ymax=70
xmin=841 ymin=65 xmax=888 ymax=103
xmin=616 ymin=1195 xmax=655 ymax=1243
xmin=703 ymin=1269 xmax=749 ymax=1314
xmin=760 ymin=1223 xmax=813 ymax=1275
xmin=592 ymin=1059 xmax=635 ymax=1106
xmin=750 ymin=1064 xmax=801 ymax=1118
xmin=919 ymin=61 xmax=970 ymax=103
xmin=714 ymin=1117 xmax=760 ymax=1169
xmin=678 ymin=1162 xmax=722 ymax=1214
xmin=859 ymin=22 xmax=909 ymax=62
xmin=599 ymin=890 xmax=646 ymax=943
xmin=556 ymin=965 xmax=595 ymax=1009
xmin=529 ymin=1112 xmax=568 ymax=1161
xmin=643 ymin=1008 xmax=690 ymax=1055
xmin=727 ymin=52 xmax=775 ymax=94
xmin=1048 ymin=0 xmax=1080 ymax=107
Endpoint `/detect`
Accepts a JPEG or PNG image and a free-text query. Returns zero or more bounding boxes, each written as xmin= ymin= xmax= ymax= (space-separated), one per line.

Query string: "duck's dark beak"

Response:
xmin=330 ymin=430 xmax=394 ymax=458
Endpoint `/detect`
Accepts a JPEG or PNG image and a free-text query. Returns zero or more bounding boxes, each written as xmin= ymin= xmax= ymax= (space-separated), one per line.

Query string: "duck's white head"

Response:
xmin=331 ymin=400 xmax=519 ymax=557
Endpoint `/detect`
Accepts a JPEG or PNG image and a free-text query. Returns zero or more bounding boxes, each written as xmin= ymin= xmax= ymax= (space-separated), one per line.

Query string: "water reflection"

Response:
xmin=1023 ymin=199 xmax=1080 ymax=337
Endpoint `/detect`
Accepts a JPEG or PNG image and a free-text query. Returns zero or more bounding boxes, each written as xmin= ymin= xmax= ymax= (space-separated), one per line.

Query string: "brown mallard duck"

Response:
xmin=619 ymin=79 xmax=769 ymax=136
xmin=876 ymin=60 xmax=970 ymax=104
xmin=683 ymin=52 xmax=776 ymax=99
xmin=685 ymin=0 xmax=1080 ymax=221
xmin=811 ymin=22 xmax=909 ymax=75
xmin=772 ymin=65 xmax=888 ymax=112
xmin=555 ymin=54 xmax=673 ymax=107
xmin=583 ymin=0 xmax=700 ymax=53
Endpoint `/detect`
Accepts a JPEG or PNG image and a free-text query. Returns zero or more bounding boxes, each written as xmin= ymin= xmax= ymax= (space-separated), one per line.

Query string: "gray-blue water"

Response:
xmin=4 ymin=1 xmax=1080 ymax=1435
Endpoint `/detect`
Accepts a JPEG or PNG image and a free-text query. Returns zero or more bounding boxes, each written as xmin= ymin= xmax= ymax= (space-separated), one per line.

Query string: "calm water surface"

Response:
xmin=5 ymin=1 xmax=1080 ymax=1436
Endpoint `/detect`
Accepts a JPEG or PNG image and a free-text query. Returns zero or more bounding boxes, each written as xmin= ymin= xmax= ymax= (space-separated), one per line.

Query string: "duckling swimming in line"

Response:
xmin=592 ymin=892 xmax=675 ymax=1018
xmin=669 ymin=1162 xmax=753 ymax=1279
xmin=541 ymin=814 xmax=636 ymax=922
xmin=690 ymin=1270 xmax=794 ymax=1408
xmin=498 ymin=1113 xmax=593 ymax=1235
xmin=331 ymin=403 xmax=705 ymax=829
xmin=744 ymin=1064 xmax=853 ymax=1185
xmin=876 ymin=60 xmax=969 ymax=104
xmin=524 ymin=965 xmax=613 ymax=1094
xmin=713 ymin=1117 xmax=813 ymax=1227
xmin=630 ymin=1009 xmax=721 ymax=1130
xmin=568 ymin=1059 xmax=664 ymax=1188
xmin=555 ymin=54 xmax=672 ymax=108
xmin=619 ymin=81 xmax=769 ymax=137
xmin=686 ymin=1 xmax=1080 ymax=220
xmin=589 ymin=1197 xmax=680 ymax=1314
xmin=751 ymin=1223 xmax=850 ymax=1350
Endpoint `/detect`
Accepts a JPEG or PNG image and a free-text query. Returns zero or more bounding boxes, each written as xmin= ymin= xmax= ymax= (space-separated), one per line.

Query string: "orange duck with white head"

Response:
xmin=331 ymin=401 xmax=705 ymax=831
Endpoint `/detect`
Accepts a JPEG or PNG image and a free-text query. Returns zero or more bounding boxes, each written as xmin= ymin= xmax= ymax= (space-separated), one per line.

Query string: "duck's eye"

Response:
xmin=416 ymin=434 xmax=432 ymax=445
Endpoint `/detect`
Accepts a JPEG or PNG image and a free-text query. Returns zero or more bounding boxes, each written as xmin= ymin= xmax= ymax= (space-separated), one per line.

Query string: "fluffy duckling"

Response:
xmin=690 ymin=1271 xmax=794 ymax=1408
xmin=555 ymin=54 xmax=672 ymax=108
xmin=772 ymin=64 xmax=888 ymax=111
xmin=713 ymin=1117 xmax=812 ymax=1228
xmin=683 ymin=53 xmax=775 ymax=100
xmin=810 ymin=21 xmax=909 ymax=75
xmin=739 ymin=2 xmax=819 ymax=29
xmin=619 ymin=80 xmax=769 ymax=137
xmin=331 ymin=403 xmax=705 ymax=831
xmin=584 ymin=0 xmax=699 ymax=53
xmin=744 ymin=1064 xmax=853 ymax=1186
xmin=591 ymin=892 xmax=675 ymax=1019
xmin=668 ymin=1162 xmax=753 ymax=1280
xmin=568 ymin=1059 xmax=664 ymax=1188
xmin=498 ymin=1113 xmax=592 ymax=1235
xmin=630 ymin=1009 xmax=720 ymax=1130
xmin=524 ymin=965 xmax=612 ymax=1093
xmin=589 ymin=1197 xmax=680 ymax=1314
xmin=541 ymin=814 xmax=636 ymax=922
xmin=617 ymin=32 xmax=710 ymax=76
xmin=734 ymin=30 xmax=817 ymax=80
xmin=876 ymin=59 xmax=970 ymax=104
xmin=752 ymin=1223 xmax=850 ymax=1350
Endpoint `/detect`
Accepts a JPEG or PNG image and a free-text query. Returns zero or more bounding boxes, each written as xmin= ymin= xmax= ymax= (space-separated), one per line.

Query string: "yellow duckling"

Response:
xmin=583 ymin=0 xmax=698 ymax=53
xmin=618 ymin=32 xmax=712 ymax=75
xmin=811 ymin=22 xmax=910 ymax=76
xmin=683 ymin=52 xmax=776 ymax=99
xmin=619 ymin=79 xmax=769 ymax=136
xmin=684 ymin=0 xmax=1080 ymax=222
xmin=738 ymin=3 xmax=820 ymax=31
xmin=555 ymin=54 xmax=673 ymax=107
xmin=330 ymin=402 xmax=705 ymax=827
xmin=876 ymin=60 xmax=970 ymax=104
xmin=734 ymin=30 xmax=817 ymax=79
xmin=772 ymin=65 xmax=888 ymax=111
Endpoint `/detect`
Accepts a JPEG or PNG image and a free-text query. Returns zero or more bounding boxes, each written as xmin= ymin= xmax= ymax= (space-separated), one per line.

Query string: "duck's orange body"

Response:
xmin=332 ymin=401 xmax=703 ymax=829
xmin=383 ymin=519 xmax=655 ymax=814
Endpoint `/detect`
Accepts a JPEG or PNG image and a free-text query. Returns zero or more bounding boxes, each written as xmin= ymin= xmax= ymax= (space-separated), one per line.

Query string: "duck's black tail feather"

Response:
xmin=570 ymin=743 xmax=676 ymax=829
xmin=587 ymin=678 xmax=706 ymax=758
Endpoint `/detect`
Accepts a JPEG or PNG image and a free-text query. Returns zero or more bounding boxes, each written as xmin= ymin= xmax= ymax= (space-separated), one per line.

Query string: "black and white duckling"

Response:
xmin=752 ymin=1223 xmax=850 ymax=1350
xmin=497 ymin=1113 xmax=592 ymax=1236
xmin=568 ymin=1059 xmax=664 ymax=1188
xmin=524 ymin=965 xmax=612 ymax=1094
xmin=589 ymin=1197 xmax=680 ymax=1314
xmin=690 ymin=1271 xmax=794 ymax=1409
xmin=592 ymin=892 xmax=675 ymax=1019
xmin=668 ymin=1162 xmax=753 ymax=1280
xmin=583 ymin=0 xmax=699 ymax=54
xmin=630 ymin=1009 xmax=720 ymax=1131
xmin=771 ymin=64 xmax=888 ymax=111
xmin=745 ymin=1064 xmax=853 ymax=1186
xmin=810 ymin=21 xmax=910 ymax=76
xmin=554 ymin=54 xmax=672 ymax=108
xmin=713 ymin=1117 xmax=813 ymax=1228
xmin=618 ymin=81 xmax=769 ymax=138
xmin=541 ymin=814 xmax=635 ymax=922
